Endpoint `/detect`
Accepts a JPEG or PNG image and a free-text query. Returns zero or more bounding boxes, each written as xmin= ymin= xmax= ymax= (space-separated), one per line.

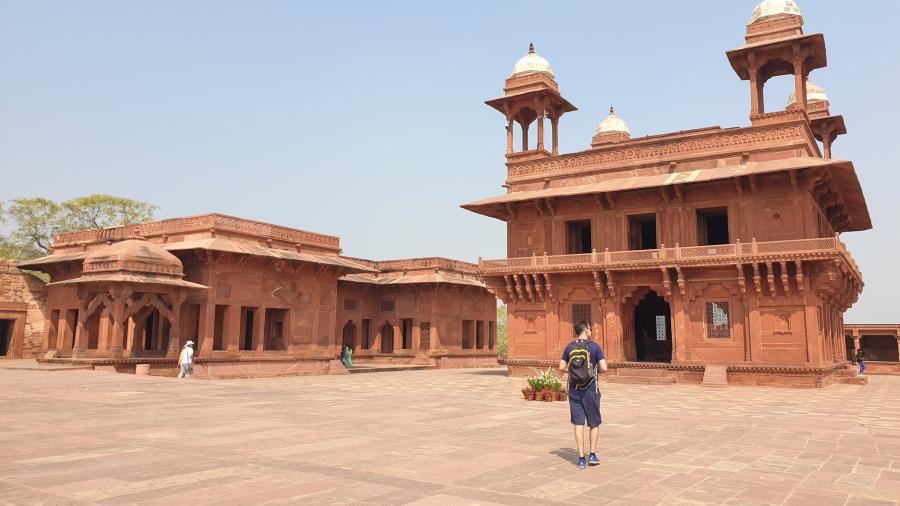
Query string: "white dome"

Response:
xmin=595 ymin=107 xmax=630 ymax=136
xmin=749 ymin=0 xmax=803 ymax=25
xmin=786 ymin=81 xmax=829 ymax=108
xmin=511 ymin=43 xmax=554 ymax=78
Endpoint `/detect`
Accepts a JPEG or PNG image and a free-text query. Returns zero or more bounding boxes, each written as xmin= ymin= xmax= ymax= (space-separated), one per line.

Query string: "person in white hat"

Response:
xmin=178 ymin=341 xmax=194 ymax=379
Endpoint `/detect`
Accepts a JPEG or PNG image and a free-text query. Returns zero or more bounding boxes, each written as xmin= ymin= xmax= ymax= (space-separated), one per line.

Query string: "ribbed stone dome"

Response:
xmin=786 ymin=81 xmax=829 ymax=108
xmin=749 ymin=0 xmax=802 ymax=25
xmin=83 ymin=239 xmax=183 ymax=277
xmin=511 ymin=43 xmax=554 ymax=78
xmin=594 ymin=107 xmax=631 ymax=136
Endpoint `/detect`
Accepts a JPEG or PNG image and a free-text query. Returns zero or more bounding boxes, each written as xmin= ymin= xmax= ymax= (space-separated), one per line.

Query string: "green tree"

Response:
xmin=0 ymin=195 xmax=157 ymax=260
xmin=496 ymin=304 xmax=508 ymax=357
xmin=60 ymin=195 xmax=157 ymax=231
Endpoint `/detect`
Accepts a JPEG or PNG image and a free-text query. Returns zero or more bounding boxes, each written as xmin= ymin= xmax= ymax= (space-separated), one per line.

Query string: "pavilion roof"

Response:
xmin=340 ymin=272 xmax=485 ymax=288
xmin=19 ymin=238 xmax=376 ymax=273
xmin=48 ymin=273 xmax=208 ymax=289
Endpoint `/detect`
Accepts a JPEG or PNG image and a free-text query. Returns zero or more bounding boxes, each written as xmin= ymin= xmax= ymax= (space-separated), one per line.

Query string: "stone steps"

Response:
xmin=606 ymin=375 xmax=676 ymax=385
xmin=346 ymin=365 xmax=438 ymax=374
xmin=701 ymin=364 xmax=729 ymax=387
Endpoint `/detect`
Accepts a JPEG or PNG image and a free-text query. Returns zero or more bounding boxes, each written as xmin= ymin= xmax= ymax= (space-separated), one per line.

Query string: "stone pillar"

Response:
xmin=506 ymin=119 xmax=514 ymax=155
xmin=521 ymin=120 xmax=529 ymax=151
xmin=537 ymin=108 xmax=545 ymax=151
xmin=792 ymin=52 xmax=807 ymax=112
xmin=551 ymin=115 xmax=559 ymax=155
xmin=125 ymin=316 xmax=137 ymax=357
xmin=166 ymin=296 xmax=186 ymax=358
xmin=603 ymin=301 xmax=623 ymax=362
xmin=413 ymin=319 xmax=421 ymax=352
xmin=747 ymin=294 xmax=762 ymax=362
xmin=108 ymin=291 xmax=128 ymax=357
xmin=199 ymin=301 xmax=216 ymax=356
xmin=393 ymin=322 xmax=401 ymax=354
xmin=225 ymin=305 xmax=241 ymax=353
xmin=803 ymin=302 xmax=822 ymax=365
xmin=748 ymin=55 xmax=764 ymax=115
xmin=670 ymin=293 xmax=689 ymax=363
xmin=72 ymin=300 xmax=88 ymax=358
xmin=252 ymin=307 xmax=266 ymax=352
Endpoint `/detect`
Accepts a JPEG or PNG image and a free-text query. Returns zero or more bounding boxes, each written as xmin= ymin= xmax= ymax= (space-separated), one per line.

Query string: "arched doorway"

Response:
xmin=380 ymin=323 xmax=394 ymax=354
xmin=634 ymin=290 xmax=672 ymax=363
xmin=342 ymin=321 xmax=356 ymax=351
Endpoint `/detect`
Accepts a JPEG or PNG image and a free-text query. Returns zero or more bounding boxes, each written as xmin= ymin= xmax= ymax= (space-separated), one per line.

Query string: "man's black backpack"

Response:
xmin=568 ymin=339 xmax=595 ymax=389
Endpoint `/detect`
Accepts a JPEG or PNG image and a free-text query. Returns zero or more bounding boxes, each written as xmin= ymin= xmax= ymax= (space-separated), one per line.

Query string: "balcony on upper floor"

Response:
xmin=478 ymin=236 xmax=862 ymax=286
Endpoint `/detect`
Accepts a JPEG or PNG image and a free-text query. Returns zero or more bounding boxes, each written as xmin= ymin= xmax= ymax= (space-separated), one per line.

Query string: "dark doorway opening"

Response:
xmin=342 ymin=321 xmax=356 ymax=350
xmin=380 ymin=323 xmax=394 ymax=354
xmin=264 ymin=308 xmax=287 ymax=351
xmin=634 ymin=291 xmax=672 ymax=363
xmin=0 ymin=319 xmax=13 ymax=356
xmin=213 ymin=305 xmax=226 ymax=351
xmin=698 ymin=207 xmax=730 ymax=245
xmin=462 ymin=320 xmax=474 ymax=349
xmin=240 ymin=307 xmax=256 ymax=351
xmin=361 ymin=319 xmax=372 ymax=349
xmin=629 ymin=214 xmax=658 ymax=250
xmin=861 ymin=335 xmax=899 ymax=362
xmin=401 ymin=319 xmax=412 ymax=349
xmin=143 ymin=311 xmax=155 ymax=351
xmin=566 ymin=220 xmax=593 ymax=254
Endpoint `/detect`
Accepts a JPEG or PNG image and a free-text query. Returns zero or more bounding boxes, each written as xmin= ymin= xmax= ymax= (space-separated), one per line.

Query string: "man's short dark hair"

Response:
xmin=574 ymin=321 xmax=590 ymax=337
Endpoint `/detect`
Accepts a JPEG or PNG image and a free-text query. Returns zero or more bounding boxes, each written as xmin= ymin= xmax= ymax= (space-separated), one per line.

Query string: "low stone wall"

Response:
xmin=38 ymin=356 xmax=348 ymax=379
xmin=505 ymin=358 xmax=859 ymax=388
xmin=353 ymin=352 xmax=432 ymax=366
xmin=862 ymin=361 xmax=900 ymax=375
xmin=434 ymin=353 xmax=500 ymax=369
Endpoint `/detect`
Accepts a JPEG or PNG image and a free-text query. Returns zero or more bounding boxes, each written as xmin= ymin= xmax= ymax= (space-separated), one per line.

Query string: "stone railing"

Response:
xmin=506 ymin=123 xmax=812 ymax=181
xmin=52 ymin=214 xmax=340 ymax=251
xmin=479 ymin=236 xmax=862 ymax=283
xmin=373 ymin=257 xmax=478 ymax=274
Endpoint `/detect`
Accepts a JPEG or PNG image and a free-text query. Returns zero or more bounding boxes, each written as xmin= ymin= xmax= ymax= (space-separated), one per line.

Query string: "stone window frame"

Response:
xmin=705 ymin=301 xmax=732 ymax=339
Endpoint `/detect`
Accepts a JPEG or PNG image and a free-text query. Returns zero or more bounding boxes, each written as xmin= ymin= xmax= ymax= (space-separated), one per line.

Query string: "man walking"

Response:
xmin=559 ymin=321 xmax=607 ymax=469
xmin=178 ymin=341 xmax=194 ymax=379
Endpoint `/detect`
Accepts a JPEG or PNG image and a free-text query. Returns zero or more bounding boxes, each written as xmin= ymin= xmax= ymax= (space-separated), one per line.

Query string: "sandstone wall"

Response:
xmin=0 ymin=260 xmax=48 ymax=358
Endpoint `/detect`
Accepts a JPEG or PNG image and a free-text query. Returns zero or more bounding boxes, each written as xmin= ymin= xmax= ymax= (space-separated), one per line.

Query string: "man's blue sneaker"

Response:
xmin=588 ymin=453 xmax=600 ymax=466
xmin=577 ymin=457 xmax=586 ymax=469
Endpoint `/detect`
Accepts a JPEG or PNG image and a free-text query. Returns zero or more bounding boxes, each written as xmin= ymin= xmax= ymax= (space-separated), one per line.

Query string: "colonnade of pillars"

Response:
xmin=506 ymin=104 xmax=560 ymax=156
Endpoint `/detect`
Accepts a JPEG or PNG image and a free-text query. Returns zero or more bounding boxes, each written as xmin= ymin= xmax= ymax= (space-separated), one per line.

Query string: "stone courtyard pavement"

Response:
xmin=1 ymin=365 xmax=900 ymax=506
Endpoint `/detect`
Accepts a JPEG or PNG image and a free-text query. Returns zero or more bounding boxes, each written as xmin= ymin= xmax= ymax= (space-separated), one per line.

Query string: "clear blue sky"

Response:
xmin=1 ymin=1 xmax=897 ymax=322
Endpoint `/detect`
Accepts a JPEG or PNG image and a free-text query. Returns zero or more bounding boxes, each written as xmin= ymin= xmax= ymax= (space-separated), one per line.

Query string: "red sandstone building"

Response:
xmin=464 ymin=0 xmax=871 ymax=387
xmin=844 ymin=324 xmax=900 ymax=375
xmin=0 ymin=260 xmax=47 ymax=358
xmin=16 ymin=214 xmax=496 ymax=377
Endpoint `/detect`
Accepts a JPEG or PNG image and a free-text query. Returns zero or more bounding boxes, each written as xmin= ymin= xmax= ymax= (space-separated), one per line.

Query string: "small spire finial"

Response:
xmin=528 ymin=42 xmax=535 ymax=54
xmin=609 ymin=105 xmax=615 ymax=115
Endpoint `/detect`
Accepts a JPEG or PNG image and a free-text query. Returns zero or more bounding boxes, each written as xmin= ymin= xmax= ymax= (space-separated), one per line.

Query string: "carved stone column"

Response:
xmin=166 ymin=294 xmax=187 ymax=358
xmin=108 ymin=288 xmax=130 ymax=357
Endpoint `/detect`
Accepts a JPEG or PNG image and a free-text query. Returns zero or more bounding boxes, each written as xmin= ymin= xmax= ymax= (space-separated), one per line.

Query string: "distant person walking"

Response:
xmin=178 ymin=341 xmax=194 ymax=379
xmin=342 ymin=345 xmax=353 ymax=367
xmin=857 ymin=348 xmax=866 ymax=375
xmin=559 ymin=321 xmax=607 ymax=469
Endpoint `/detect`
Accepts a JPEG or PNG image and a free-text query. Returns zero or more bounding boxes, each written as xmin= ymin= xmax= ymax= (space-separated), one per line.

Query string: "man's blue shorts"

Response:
xmin=568 ymin=382 xmax=602 ymax=427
